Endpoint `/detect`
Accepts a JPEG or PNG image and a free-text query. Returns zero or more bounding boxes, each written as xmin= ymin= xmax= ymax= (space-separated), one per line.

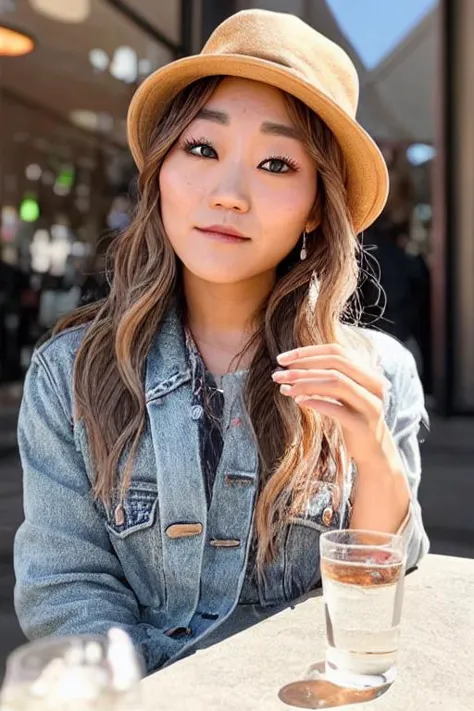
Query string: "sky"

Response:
xmin=326 ymin=0 xmax=438 ymax=69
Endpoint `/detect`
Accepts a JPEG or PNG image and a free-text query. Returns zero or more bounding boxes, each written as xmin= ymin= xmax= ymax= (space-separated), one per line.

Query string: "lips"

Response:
xmin=196 ymin=225 xmax=249 ymax=241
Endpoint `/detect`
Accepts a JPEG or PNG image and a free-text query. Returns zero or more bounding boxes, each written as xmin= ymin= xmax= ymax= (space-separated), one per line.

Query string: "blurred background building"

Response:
xmin=0 ymin=0 xmax=473 ymax=675
xmin=0 ymin=0 xmax=472 ymax=415
xmin=2 ymin=0 xmax=471 ymax=416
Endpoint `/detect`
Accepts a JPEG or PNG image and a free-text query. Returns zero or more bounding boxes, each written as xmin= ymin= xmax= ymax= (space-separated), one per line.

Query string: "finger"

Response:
xmin=273 ymin=365 xmax=385 ymax=402
xmin=295 ymin=396 xmax=356 ymax=427
xmin=275 ymin=355 xmax=387 ymax=400
xmin=277 ymin=343 xmax=345 ymax=365
xmin=279 ymin=375 xmax=382 ymax=417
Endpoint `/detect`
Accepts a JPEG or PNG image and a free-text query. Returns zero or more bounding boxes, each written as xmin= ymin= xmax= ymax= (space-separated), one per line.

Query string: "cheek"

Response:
xmin=160 ymin=156 xmax=187 ymax=215
xmin=258 ymin=179 xmax=316 ymax=245
xmin=159 ymin=155 xmax=204 ymax=230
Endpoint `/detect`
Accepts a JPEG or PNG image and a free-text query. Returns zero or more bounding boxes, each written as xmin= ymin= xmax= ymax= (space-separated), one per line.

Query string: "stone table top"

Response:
xmin=141 ymin=554 xmax=474 ymax=711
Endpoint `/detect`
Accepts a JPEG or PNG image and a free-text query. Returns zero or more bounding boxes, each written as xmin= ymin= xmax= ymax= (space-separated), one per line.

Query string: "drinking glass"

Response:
xmin=319 ymin=529 xmax=406 ymax=690
xmin=0 ymin=629 xmax=144 ymax=711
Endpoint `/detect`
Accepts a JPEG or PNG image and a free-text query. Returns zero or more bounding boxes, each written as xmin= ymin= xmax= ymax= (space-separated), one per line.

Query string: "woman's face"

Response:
xmin=159 ymin=77 xmax=318 ymax=284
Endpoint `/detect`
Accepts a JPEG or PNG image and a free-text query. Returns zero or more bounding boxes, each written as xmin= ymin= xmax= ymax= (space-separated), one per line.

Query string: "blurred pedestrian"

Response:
xmin=361 ymin=211 xmax=424 ymax=344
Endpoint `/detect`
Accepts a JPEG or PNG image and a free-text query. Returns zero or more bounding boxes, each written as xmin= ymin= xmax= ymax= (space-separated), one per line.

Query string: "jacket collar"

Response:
xmin=144 ymin=301 xmax=192 ymax=401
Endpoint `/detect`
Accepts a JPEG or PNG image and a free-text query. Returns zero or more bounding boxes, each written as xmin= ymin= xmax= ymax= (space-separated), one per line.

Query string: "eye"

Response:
xmin=183 ymin=138 xmax=217 ymax=159
xmin=259 ymin=156 xmax=299 ymax=174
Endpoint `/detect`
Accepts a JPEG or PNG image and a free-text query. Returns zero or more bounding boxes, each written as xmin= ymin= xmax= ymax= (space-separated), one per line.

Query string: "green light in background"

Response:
xmin=19 ymin=197 xmax=40 ymax=222
xmin=56 ymin=166 xmax=75 ymax=188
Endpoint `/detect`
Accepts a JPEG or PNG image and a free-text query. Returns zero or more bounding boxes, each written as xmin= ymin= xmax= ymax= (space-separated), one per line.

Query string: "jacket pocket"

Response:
xmin=282 ymin=487 xmax=342 ymax=601
xmin=105 ymin=482 xmax=159 ymax=539
xmin=104 ymin=482 xmax=166 ymax=609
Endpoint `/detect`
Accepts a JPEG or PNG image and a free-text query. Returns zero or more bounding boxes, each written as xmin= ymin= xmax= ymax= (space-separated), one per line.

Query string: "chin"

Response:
xmin=181 ymin=258 xmax=257 ymax=285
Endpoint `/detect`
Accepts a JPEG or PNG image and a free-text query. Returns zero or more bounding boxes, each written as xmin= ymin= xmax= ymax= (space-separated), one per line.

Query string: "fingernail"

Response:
xmin=272 ymin=371 xmax=285 ymax=382
xmin=277 ymin=352 xmax=294 ymax=365
xmin=280 ymin=384 xmax=292 ymax=395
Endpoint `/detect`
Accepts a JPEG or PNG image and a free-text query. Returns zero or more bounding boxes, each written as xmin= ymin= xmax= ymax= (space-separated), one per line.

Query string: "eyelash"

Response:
xmin=182 ymin=136 xmax=300 ymax=173
xmin=182 ymin=136 xmax=215 ymax=154
xmin=267 ymin=154 xmax=300 ymax=172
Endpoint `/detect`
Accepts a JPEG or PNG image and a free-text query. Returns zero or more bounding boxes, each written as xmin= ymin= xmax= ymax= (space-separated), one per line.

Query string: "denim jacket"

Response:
xmin=14 ymin=306 xmax=429 ymax=674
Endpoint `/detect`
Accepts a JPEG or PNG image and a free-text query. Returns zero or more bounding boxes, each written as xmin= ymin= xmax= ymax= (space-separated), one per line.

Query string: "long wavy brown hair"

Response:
xmin=55 ymin=76 xmax=363 ymax=569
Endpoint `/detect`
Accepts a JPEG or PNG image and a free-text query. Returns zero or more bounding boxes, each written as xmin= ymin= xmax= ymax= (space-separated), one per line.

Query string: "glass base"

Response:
xmin=324 ymin=662 xmax=397 ymax=690
xmin=322 ymin=648 xmax=398 ymax=690
xmin=304 ymin=659 xmax=397 ymax=689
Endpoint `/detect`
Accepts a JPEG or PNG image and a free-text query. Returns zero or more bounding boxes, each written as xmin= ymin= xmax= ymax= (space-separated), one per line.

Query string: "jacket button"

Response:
xmin=322 ymin=506 xmax=333 ymax=527
xmin=166 ymin=522 xmax=203 ymax=539
xmin=191 ymin=405 xmax=204 ymax=420
xmin=210 ymin=539 xmax=241 ymax=548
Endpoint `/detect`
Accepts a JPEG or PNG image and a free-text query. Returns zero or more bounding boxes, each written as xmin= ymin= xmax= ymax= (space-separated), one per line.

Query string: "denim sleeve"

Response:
xmin=388 ymin=349 xmax=430 ymax=570
xmin=14 ymin=354 xmax=179 ymax=674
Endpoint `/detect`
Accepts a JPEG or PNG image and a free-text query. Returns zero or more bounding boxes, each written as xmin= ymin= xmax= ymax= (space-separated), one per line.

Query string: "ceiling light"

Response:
xmin=110 ymin=46 xmax=138 ymax=83
xmin=26 ymin=164 xmax=42 ymax=181
xmin=29 ymin=0 xmax=90 ymax=23
xmin=70 ymin=110 xmax=114 ymax=133
xmin=70 ymin=110 xmax=98 ymax=131
xmin=89 ymin=48 xmax=109 ymax=72
xmin=0 ymin=23 xmax=35 ymax=56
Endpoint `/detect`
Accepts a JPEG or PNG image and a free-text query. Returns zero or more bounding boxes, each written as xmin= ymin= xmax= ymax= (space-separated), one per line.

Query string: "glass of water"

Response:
xmin=0 ymin=630 xmax=144 ymax=711
xmin=319 ymin=529 xmax=406 ymax=690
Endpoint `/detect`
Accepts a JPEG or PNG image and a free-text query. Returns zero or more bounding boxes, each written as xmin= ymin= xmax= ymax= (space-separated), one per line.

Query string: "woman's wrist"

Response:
xmin=349 ymin=429 xmax=411 ymax=533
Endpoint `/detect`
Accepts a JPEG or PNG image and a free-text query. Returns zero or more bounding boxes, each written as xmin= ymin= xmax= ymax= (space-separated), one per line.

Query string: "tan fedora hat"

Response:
xmin=127 ymin=9 xmax=389 ymax=234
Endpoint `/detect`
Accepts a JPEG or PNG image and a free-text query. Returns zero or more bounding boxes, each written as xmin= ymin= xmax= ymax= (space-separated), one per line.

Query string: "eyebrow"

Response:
xmin=196 ymin=108 xmax=229 ymax=125
xmin=260 ymin=121 xmax=302 ymax=140
xmin=195 ymin=109 xmax=302 ymax=140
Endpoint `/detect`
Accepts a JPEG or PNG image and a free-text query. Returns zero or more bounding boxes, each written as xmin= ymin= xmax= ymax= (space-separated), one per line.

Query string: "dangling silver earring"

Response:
xmin=300 ymin=231 xmax=308 ymax=261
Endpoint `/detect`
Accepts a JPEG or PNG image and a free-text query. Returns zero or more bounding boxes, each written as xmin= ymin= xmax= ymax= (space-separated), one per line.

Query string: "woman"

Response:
xmin=14 ymin=9 xmax=429 ymax=675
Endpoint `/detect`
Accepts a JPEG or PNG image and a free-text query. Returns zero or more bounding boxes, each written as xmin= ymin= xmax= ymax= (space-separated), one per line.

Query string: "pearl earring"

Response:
xmin=300 ymin=231 xmax=308 ymax=261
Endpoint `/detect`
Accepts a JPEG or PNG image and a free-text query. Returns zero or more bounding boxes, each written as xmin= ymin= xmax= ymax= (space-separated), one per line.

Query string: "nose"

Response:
xmin=208 ymin=168 xmax=250 ymax=213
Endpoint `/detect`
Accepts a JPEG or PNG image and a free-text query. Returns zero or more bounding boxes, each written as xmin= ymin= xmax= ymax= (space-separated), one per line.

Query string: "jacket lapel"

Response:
xmin=145 ymin=305 xmax=207 ymax=627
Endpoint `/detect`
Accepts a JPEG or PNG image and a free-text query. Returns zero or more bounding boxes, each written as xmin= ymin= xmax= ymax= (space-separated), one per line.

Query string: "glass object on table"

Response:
xmin=318 ymin=529 xmax=406 ymax=690
xmin=0 ymin=628 xmax=144 ymax=711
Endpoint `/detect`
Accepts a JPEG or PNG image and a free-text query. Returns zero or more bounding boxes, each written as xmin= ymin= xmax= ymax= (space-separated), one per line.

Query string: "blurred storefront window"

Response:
xmin=0 ymin=0 xmax=179 ymax=382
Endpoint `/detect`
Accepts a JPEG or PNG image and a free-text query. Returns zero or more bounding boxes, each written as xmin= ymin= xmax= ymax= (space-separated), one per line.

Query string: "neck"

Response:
xmin=182 ymin=268 xmax=276 ymax=373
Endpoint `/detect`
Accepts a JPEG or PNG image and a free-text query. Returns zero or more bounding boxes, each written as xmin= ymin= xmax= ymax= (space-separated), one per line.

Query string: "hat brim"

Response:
xmin=127 ymin=54 xmax=389 ymax=234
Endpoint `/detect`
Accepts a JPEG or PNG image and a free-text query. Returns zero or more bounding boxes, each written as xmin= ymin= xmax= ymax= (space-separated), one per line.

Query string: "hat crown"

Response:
xmin=202 ymin=9 xmax=359 ymax=118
